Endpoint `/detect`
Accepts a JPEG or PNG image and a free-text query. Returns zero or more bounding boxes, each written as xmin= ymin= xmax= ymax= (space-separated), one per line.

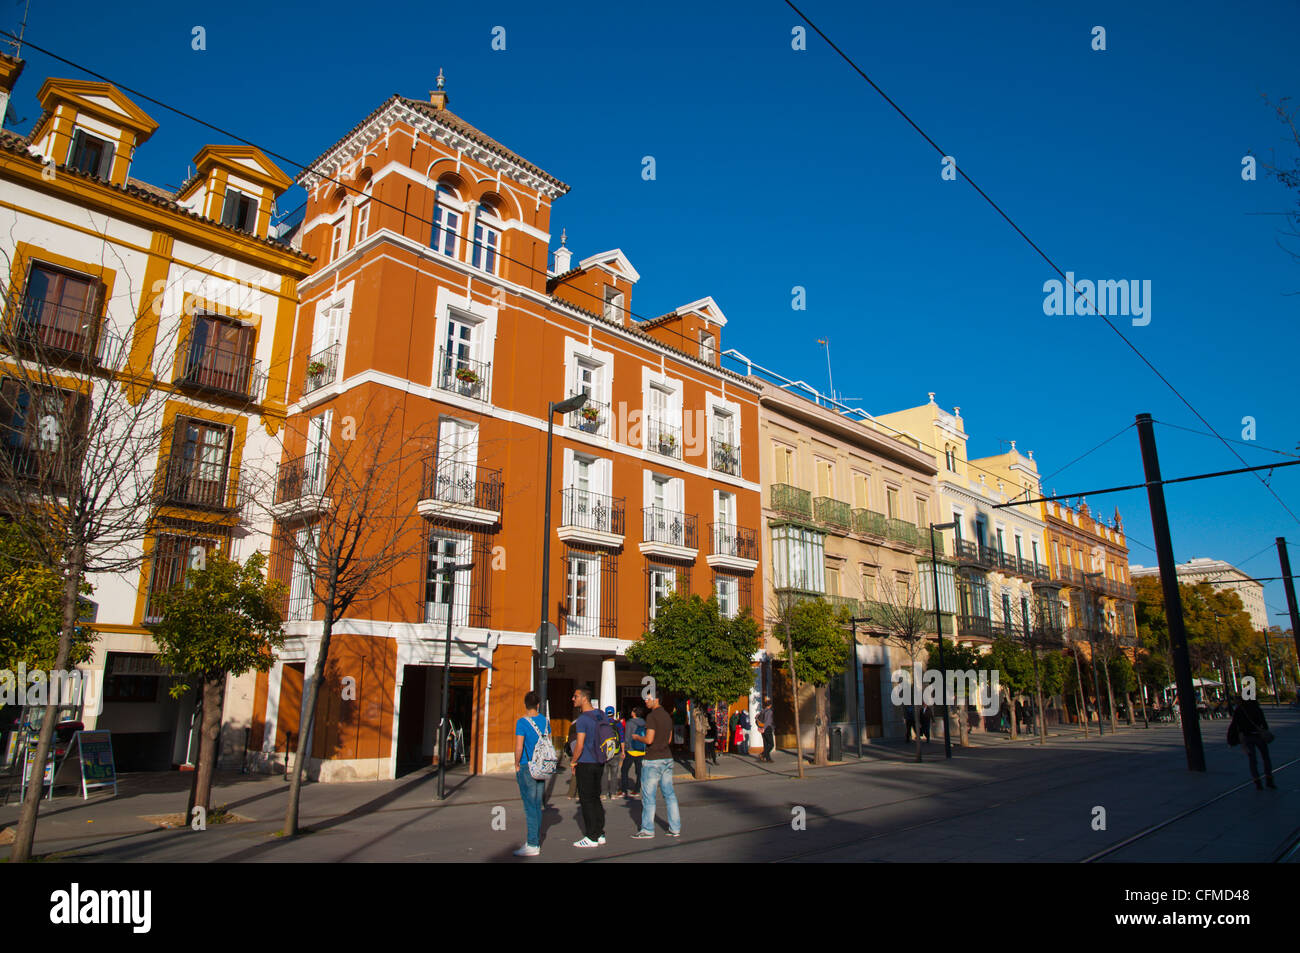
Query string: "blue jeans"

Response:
xmin=516 ymin=766 xmax=544 ymax=846
xmin=638 ymin=758 xmax=680 ymax=835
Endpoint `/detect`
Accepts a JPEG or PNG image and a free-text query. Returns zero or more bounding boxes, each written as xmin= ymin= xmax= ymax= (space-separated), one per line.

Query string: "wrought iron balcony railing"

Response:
xmin=180 ymin=338 xmax=263 ymax=402
xmin=646 ymin=418 xmax=682 ymax=459
xmin=421 ymin=457 xmax=503 ymax=512
xmin=568 ymin=395 xmax=609 ymax=436
xmin=814 ymin=497 xmax=852 ymax=531
xmin=642 ymin=506 xmax=697 ymax=549
xmin=852 ymin=508 xmax=887 ymax=537
xmin=9 ymin=293 xmax=102 ymax=366
xmin=710 ymin=521 xmax=757 ymax=560
xmin=917 ymin=528 xmax=946 ymax=555
xmin=771 ymin=483 xmax=811 ymax=519
xmin=436 ymin=347 xmax=491 ymax=400
xmin=560 ymin=487 xmax=625 ymax=535
xmin=304 ymin=342 xmax=339 ymax=394
xmin=957 ymin=614 xmax=996 ymax=639
xmin=710 ymin=437 xmax=740 ymax=476
xmin=886 ymin=518 xmax=918 ymax=547
xmin=275 ymin=451 xmax=329 ymax=504
xmin=158 ymin=453 xmax=236 ymax=511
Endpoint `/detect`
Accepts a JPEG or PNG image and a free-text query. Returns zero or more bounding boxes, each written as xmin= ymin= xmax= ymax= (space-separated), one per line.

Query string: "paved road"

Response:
xmin=3 ymin=712 xmax=1295 ymax=862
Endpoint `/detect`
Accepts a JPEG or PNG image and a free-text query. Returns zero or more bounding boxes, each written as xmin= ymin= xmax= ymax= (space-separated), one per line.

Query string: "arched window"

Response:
xmin=470 ymin=202 xmax=500 ymax=274
xmin=431 ymin=183 xmax=461 ymax=257
xmin=944 ymin=445 xmax=956 ymax=472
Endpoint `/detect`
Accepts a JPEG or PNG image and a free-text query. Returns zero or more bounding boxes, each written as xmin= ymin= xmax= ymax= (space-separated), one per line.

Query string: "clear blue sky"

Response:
xmin=7 ymin=0 xmax=1299 ymax=624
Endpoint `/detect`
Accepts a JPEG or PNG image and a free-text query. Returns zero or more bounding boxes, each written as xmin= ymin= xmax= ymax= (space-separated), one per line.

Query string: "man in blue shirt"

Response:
xmin=570 ymin=687 xmax=605 ymax=847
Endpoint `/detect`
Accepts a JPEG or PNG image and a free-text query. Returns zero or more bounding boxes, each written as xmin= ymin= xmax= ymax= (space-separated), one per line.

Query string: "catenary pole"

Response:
xmin=1276 ymin=538 xmax=1300 ymax=687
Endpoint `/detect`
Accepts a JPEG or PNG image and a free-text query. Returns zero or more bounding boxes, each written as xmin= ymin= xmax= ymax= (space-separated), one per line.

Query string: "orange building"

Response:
xmin=248 ymin=82 xmax=763 ymax=780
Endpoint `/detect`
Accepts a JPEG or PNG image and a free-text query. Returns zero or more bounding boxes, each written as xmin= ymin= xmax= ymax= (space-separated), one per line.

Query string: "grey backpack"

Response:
xmin=526 ymin=717 xmax=558 ymax=780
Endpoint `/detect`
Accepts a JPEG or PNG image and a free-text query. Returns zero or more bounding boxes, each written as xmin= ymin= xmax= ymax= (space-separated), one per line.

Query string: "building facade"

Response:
xmin=1130 ymin=557 xmax=1266 ymax=632
xmin=1038 ymin=499 xmax=1137 ymax=650
xmin=0 ymin=64 xmax=312 ymax=770
xmin=250 ymin=84 xmax=763 ymax=780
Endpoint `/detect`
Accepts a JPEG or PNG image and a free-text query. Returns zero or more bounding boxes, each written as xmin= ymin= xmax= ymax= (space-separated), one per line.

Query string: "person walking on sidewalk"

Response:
xmin=1227 ymin=695 xmax=1277 ymax=790
xmin=601 ymin=706 xmax=623 ymax=800
xmin=758 ymin=696 xmax=775 ymax=762
xmin=632 ymin=691 xmax=681 ymax=839
xmin=571 ymin=688 xmax=607 ymax=847
xmin=513 ymin=691 xmax=550 ymax=857
xmin=623 ymin=706 xmax=646 ymax=796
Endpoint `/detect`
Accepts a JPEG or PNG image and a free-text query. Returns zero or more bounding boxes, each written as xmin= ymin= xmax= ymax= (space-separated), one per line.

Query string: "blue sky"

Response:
xmin=7 ymin=0 xmax=1300 ymax=623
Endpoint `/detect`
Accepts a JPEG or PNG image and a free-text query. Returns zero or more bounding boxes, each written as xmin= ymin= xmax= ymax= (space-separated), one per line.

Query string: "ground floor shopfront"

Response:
xmin=246 ymin=622 xmax=764 ymax=780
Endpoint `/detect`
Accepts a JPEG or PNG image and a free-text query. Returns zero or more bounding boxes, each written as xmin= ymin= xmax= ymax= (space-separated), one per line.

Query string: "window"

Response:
xmin=771 ymin=526 xmax=825 ymax=592
xmin=996 ymin=527 xmax=1006 ymax=554
xmin=470 ymin=204 xmax=500 ymax=274
xmin=221 ymin=188 xmax=259 ymax=232
xmin=1001 ymin=592 xmax=1013 ymax=628
xmin=166 ymin=417 xmax=233 ymax=508
xmin=354 ymin=202 xmax=370 ymax=243
xmin=425 ymin=531 xmax=472 ymax=625
xmin=816 ymin=460 xmax=834 ymax=498
xmin=183 ymin=314 xmax=255 ymax=397
xmin=288 ymin=525 xmax=318 ymax=621
xmin=974 ymin=516 xmax=987 ymax=548
xmin=439 ymin=310 xmax=486 ymax=396
xmin=330 ymin=220 xmax=346 ymax=260
xmin=145 ymin=528 xmax=227 ymax=623
xmin=20 ymin=262 xmax=102 ymax=356
xmin=715 ymin=573 xmax=739 ymax=618
xmin=0 ymin=379 xmax=86 ymax=482
xmin=944 ymin=445 xmax=956 ymax=472
xmin=566 ymin=553 xmax=600 ymax=635
xmin=648 ymin=563 xmax=677 ymax=621
xmin=826 ymin=564 xmax=841 ymax=596
xmin=433 ymin=417 xmax=478 ymax=504
xmin=575 ymin=359 xmax=601 ymax=398
xmin=67 ymin=128 xmax=114 ymax=179
xmin=915 ymin=497 xmax=928 ymax=526
xmin=852 ymin=472 xmax=870 ymax=509
xmin=861 ymin=569 xmax=876 ymax=602
xmin=960 ymin=572 xmax=991 ymax=620
xmin=603 ymin=286 xmax=624 ymax=322
xmin=1014 ymin=533 xmax=1024 ymax=559
xmin=774 ymin=444 xmax=796 ymax=485
xmin=430 ymin=184 xmax=461 ymax=257
xmin=1032 ymin=539 xmax=1040 ymax=565
xmin=700 ymin=331 xmax=717 ymax=364
xmin=885 ymin=487 xmax=899 ymax=520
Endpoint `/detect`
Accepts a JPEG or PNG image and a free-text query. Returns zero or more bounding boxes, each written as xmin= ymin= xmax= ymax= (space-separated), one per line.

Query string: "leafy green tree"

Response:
xmin=777 ymin=597 xmax=851 ymax=766
xmin=926 ymin=638 xmax=982 ymax=746
xmin=1138 ymin=653 xmax=1172 ymax=704
xmin=0 ymin=522 xmax=95 ymax=674
xmin=980 ymin=637 xmax=1033 ymax=738
xmin=1109 ymin=654 xmax=1137 ymax=724
xmin=627 ymin=593 xmax=759 ymax=780
xmin=151 ymin=552 xmax=286 ymax=815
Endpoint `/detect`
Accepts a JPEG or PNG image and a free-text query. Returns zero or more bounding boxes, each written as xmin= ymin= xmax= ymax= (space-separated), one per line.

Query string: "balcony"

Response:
xmin=852 ymin=508 xmax=887 ymax=537
xmin=3 ymin=444 xmax=74 ymax=489
xmin=557 ymin=487 xmax=625 ymax=548
xmin=271 ymin=451 xmax=331 ymax=520
xmin=707 ymin=521 xmax=759 ymax=572
xmin=813 ymin=497 xmax=852 ymax=532
xmin=956 ymin=614 xmax=996 ymax=641
xmin=886 ymin=517 xmax=918 ymax=548
xmin=646 ymin=418 xmax=681 ymax=460
xmin=417 ymin=457 xmax=503 ymax=526
xmin=770 ymin=483 xmax=811 ymax=520
xmin=917 ymin=528 xmax=946 ymax=556
xmin=179 ymin=339 xmax=263 ymax=403
xmin=710 ymin=437 xmax=740 ymax=476
xmin=640 ymin=506 xmax=698 ymax=560
xmin=568 ymin=395 xmax=609 ymax=437
xmin=1018 ymin=556 xmax=1049 ymax=581
xmin=436 ymin=348 xmax=491 ymax=401
xmin=158 ymin=454 xmax=236 ymax=511
xmin=304 ymin=343 xmax=339 ymax=395
xmin=954 ymin=539 xmax=996 ymax=568
xmin=9 ymin=293 xmax=103 ymax=368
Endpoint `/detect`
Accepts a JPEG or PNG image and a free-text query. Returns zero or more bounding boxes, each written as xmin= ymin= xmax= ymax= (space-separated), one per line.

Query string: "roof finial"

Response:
xmin=560 ymin=227 xmax=567 ymax=246
xmin=437 ymin=68 xmax=445 ymax=90
xmin=430 ymin=69 xmax=450 ymax=109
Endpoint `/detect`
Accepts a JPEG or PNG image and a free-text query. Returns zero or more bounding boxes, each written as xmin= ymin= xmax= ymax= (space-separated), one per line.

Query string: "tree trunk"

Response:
xmin=188 ymin=674 xmax=226 ymax=816
xmin=813 ymin=685 xmax=828 ymax=766
xmin=1103 ymin=661 xmax=1118 ymax=734
xmin=11 ymin=549 xmax=82 ymax=863
xmin=1007 ymin=689 xmax=1018 ymax=740
xmin=1072 ymin=650 xmax=1089 ymax=738
xmin=284 ymin=573 xmax=336 ymax=836
xmin=783 ymin=621 xmax=805 ymax=779
xmin=691 ymin=703 xmax=707 ymax=781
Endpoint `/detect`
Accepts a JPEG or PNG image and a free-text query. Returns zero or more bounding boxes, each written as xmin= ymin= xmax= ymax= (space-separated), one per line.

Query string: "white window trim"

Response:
xmin=434 ymin=286 xmax=499 ymax=399
xmin=309 ymin=280 xmax=354 ymax=372
xmin=640 ymin=366 xmax=682 ymax=453
xmin=566 ymin=551 xmax=602 ymax=636
xmin=704 ymin=390 xmax=741 ymax=467
xmin=562 ymin=337 xmax=614 ymax=413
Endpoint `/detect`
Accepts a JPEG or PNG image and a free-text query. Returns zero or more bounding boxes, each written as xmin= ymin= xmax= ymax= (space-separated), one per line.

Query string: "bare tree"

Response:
xmin=245 ymin=392 xmax=444 ymax=836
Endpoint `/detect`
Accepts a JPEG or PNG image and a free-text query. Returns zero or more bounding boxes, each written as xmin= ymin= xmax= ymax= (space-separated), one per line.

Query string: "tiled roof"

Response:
xmin=299 ymin=94 xmax=569 ymax=193
xmin=0 ymin=133 xmax=313 ymax=262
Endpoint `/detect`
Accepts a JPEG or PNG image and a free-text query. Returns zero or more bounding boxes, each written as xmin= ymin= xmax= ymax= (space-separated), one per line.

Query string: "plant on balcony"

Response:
xmin=580 ymin=406 xmax=601 ymax=422
xmin=306 ymin=360 xmax=327 ymax=377
xmin=659 ymin=433 xmax=677 ymax=452
xmin=454 ymin=367 xmax=480 ymax=384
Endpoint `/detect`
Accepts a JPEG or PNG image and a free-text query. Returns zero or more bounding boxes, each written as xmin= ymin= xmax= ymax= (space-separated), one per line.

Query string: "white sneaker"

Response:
xmin=513 ymin=845 xmax=540 ymax=857
xmin=597 ymin=835 xmax=606 ymax=845
xmin=573 ymin=836 xmax=600 ymax=848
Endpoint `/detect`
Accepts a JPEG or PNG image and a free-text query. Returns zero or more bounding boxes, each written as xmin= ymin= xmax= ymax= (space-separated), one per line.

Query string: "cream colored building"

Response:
xmin=1131 ymin=558 xmax=1268 ymax=631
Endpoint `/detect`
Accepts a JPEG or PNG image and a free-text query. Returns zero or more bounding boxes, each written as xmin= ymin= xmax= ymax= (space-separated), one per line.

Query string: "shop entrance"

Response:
xmin=862 ymin=664 xmax=885 ymax=738
xmin=395 ymin=665 xmax=482 ymax=776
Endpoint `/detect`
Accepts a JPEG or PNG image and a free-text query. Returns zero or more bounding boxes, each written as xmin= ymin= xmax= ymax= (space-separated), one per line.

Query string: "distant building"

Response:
xmin=1130 ymin=558 xmax=1268 ymax=631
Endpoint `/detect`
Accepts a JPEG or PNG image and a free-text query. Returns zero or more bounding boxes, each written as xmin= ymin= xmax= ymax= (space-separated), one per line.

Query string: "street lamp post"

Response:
xmin=930 ymin=522 xmax=956 ymax=759
xmin=1084 ymin=572 xmax=1105 ymax=736
xmin=537 ymin=393 xmax=588 ymax=722
xmin=438 ymin=560 xmax=475 ymax=801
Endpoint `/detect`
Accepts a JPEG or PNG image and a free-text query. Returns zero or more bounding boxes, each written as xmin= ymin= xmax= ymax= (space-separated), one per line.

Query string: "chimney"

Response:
xmin=553 ymin=228 xmax=571 ymax=274
xmin=429 ymin=68 xmax=448 ymax=110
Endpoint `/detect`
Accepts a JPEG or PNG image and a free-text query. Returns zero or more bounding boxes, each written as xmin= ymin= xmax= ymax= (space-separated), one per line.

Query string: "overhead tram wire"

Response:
xmin=0 ymin=30 xmax=710 ymax=356
xmin=782 ymin=0 xmax=1300 ymax=529
xmin=4 ymin=29 xmax=1158 ymax=511
xmin=1152 ymin=419 xmax=1300 ymax=460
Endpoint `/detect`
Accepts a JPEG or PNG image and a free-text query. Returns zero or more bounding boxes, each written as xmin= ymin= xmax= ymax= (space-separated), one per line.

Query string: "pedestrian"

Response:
xmin=570 ymin=687 xmax=607 ymax=847
xmin=601 ymin=705 xmax=622 ymax=800
xmin=737 ymin=708 xmax=751 ymax=754
xmin=920 ymin=703 xmax=932 ymax=742
xmin=704 ymin=708 xmax=718 ymax=766
xmin=631 ymin=689 xmax=681 ymax=839
xmin=759 ymin=695 xmax=775 ymax=762
xmin=512 ymin=691 xmax=550 ymax=857
xmin=622 ymin=706 xmax=646 ymax=797
xmin=1227 ymin=695 xmax=1276 ymax=790
xmin=565 ymin=719 xmax=579 ymax=799
xmin=903 ymin=703 xmax=916 ymax=741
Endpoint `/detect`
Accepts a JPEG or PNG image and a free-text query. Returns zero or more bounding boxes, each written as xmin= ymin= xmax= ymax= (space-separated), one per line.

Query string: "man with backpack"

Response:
xmin=512 ymin=690 xmax=554 ymax=857
xmin=601 ymin=706 xmax=623 ymax=800
xmin=570 ymin=687 xmax=611 ymax=847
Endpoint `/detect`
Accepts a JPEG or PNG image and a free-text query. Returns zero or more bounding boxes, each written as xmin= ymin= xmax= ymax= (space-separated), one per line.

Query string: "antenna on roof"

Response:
xmin=8 ymin=0 xmax=30 ymax=57
xmin=817 ymin=338 xmax=834 ymax=404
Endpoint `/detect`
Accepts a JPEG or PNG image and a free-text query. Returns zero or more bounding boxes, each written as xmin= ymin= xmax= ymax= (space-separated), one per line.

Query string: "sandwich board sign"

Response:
xmin=53 ymin=730 xmax=118 ymax=799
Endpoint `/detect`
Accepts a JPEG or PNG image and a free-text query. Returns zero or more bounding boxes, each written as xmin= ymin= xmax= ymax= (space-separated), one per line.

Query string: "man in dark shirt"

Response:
xmin=631 ymin=691 xmax=680 ymax=838
xmin=759 ymin=696 xmax=775 ymax=762
xmin=570 ymin=687 xmax=606 ymax=847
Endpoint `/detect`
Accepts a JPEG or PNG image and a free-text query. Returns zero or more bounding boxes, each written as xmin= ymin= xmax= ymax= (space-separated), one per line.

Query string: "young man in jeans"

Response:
xmin=571 ymin=688 xmax=606 ymax=848
xmin=632 ymin=691 xmax=680 ymax=839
